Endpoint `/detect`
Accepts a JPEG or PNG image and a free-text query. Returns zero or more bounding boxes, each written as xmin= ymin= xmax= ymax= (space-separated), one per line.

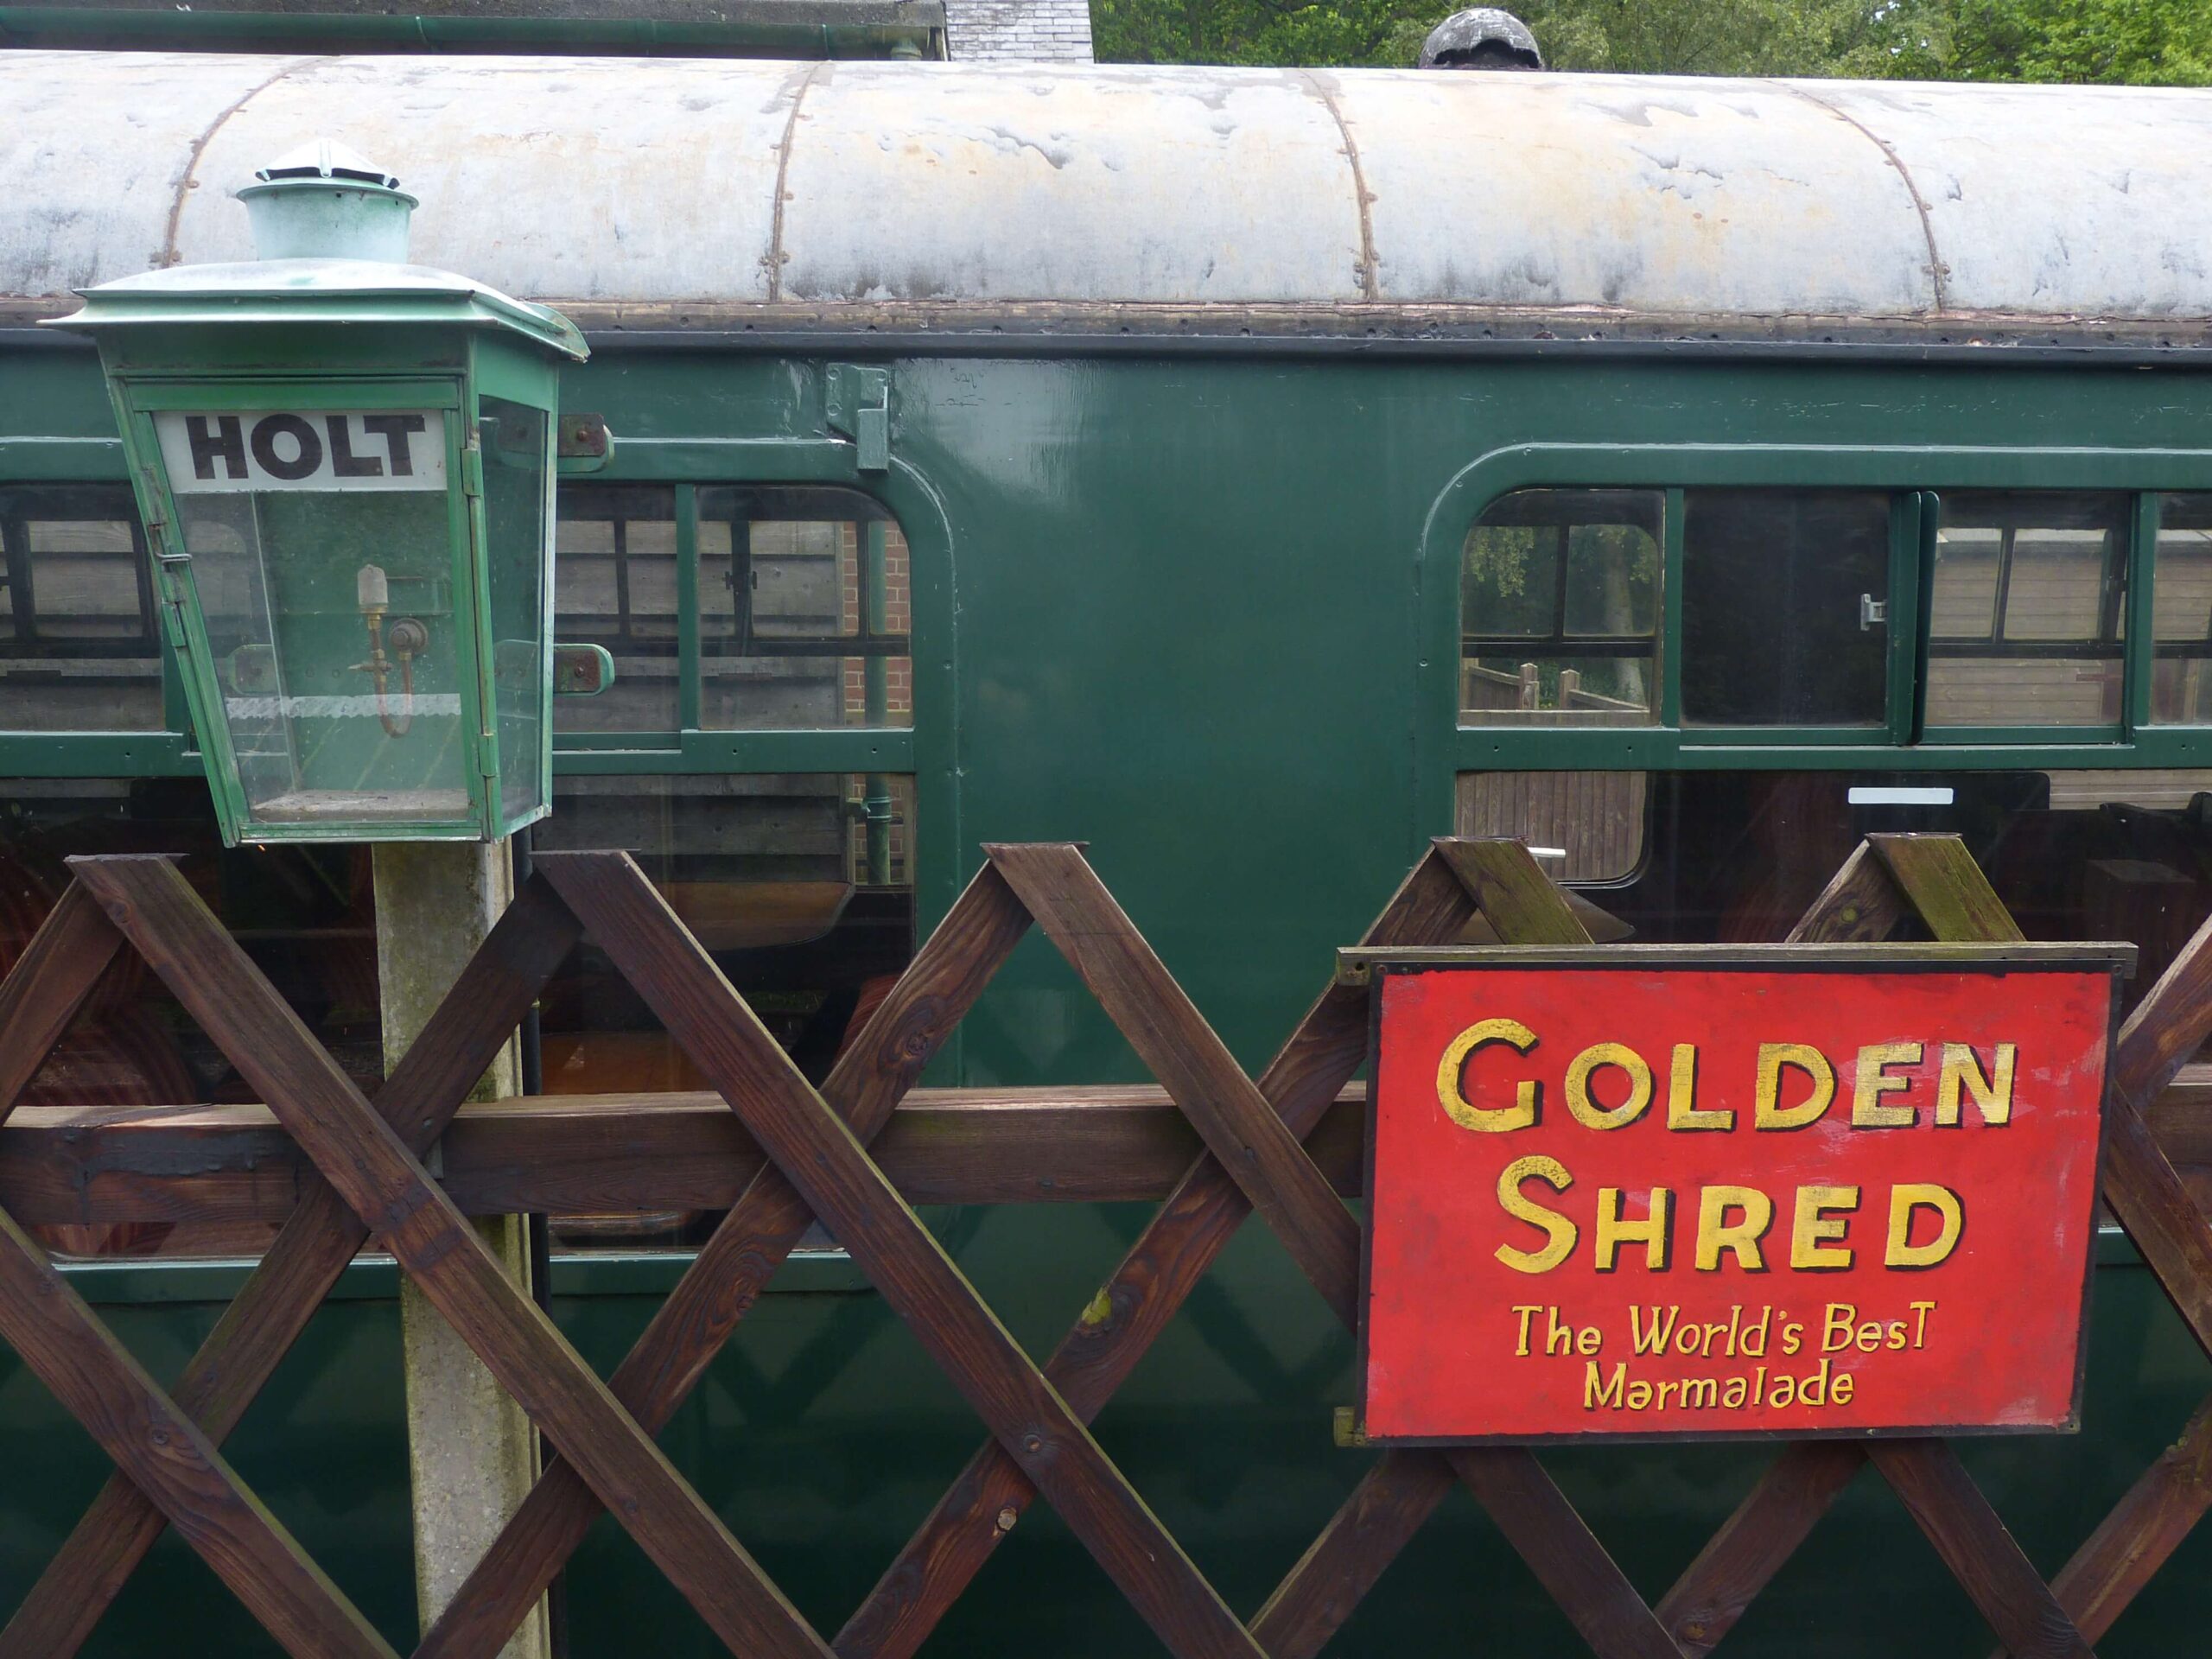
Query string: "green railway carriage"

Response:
xmin=3 ymin=48 xmax=2212 ymax=1654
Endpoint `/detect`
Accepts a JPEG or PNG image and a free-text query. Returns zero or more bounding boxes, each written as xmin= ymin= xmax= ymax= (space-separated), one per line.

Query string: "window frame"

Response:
xmin=0 ymin=435 xmax=945 ymax=789
xmin=1425 ymin=447 xmax=2212 ymax=822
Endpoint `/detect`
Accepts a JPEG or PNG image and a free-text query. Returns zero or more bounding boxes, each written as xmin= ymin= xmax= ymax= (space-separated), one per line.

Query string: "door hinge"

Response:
xmin=825 ymin=365 xmax=891 ymax=473
xmin=1860 ymin=593 xmax=1888 ymax=631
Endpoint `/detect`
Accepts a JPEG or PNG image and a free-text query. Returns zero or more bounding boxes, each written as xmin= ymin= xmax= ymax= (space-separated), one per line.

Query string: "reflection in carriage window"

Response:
xmin=697 ymin=486 xmax=912 ymax=732
xmin=1460 ymin=489 xmax=1660 ymax=724
xmin=530 ymin=771 xmax=915 ymax=1246
xmin=1574 ymin=767 xmax=2212 ymax=1033
xmin=2153 ymin=493 xmax=2212 ymax=725
xmin=0 ymin=485 xmax=162 ymax=732
xmin=552 ymin=484 xmax=678 ymax=734
xmin=1926 ymin=492 xmax=2128 ymax=730
xmin=1681 ymin=489 xmax=1890 ymax=728
xmin=0 ymin=776 xmax=380 ymax=1258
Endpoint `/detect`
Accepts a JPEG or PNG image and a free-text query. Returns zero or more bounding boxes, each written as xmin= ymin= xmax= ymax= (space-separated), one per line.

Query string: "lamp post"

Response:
xmin=53 ymin=140 xmax=600 ymax=1659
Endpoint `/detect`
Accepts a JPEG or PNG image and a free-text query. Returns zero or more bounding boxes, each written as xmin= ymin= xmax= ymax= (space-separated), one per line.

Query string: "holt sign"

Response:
xmin=1356 ymin=944 xmax=2131 ymax=1443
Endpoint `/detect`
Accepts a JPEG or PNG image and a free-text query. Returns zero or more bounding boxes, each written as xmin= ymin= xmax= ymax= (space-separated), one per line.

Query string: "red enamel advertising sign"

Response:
xmin=1357 ymin=946 xmax=2127 ymax=1444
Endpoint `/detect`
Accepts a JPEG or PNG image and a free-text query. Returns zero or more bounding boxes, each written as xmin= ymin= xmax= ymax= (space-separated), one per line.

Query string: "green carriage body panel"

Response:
xmin=4 ymin=337 xmax=2212 ymax=1651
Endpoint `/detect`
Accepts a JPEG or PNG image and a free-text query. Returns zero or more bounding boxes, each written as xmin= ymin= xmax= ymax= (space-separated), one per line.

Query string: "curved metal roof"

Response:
xmin=4 ymin=51 xmax=2211 ymax=342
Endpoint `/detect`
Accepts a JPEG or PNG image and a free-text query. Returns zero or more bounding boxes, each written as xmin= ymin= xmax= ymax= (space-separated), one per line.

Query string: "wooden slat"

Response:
xmin=1656 ymin=1443 xmax=1867 ymax=1655
xmin=1869 ymin=834 xmax=2029 ymax=944
xmin=0 ymin=1202 xmax=396 ymax=1659
xmin=1649 ymin=842 xmax=1917 ymax=1652
xmin=26 ymin=1070 xmax=2212 ymax=1226
xmin=986 ymin=842 xmax=1363 ymax=1331
xmin=541 ymin=851 xmax=1264 ymax=1659
xmin=415 ymin=862 xmax=1031 ymax=1659
xmin=1784 ymin=841 xmax=1910 ymax=945
xmin=0 ymin=883 xmax=124 ymax=1115
xmin=2101 ymin=1105 xmax=2212 ymax=1362
xmin=1996 ymin=1396 xmax=2212 ymax=1655
xmin=1432 ymin=836 xmax=1593 ymax=947
xmin=0 ymin=1085 xmax=1370 ymax=1224
xmin=70 ymin=856 xmax=836 ymax=1659
xmin=0 ymin=876 xmax=583 ymax=1659
xmin=836 ymin=846 xmax=1482 ymax=1659
xmin=1846 ymin=841 xmax=2093 ymax=1657
xmin=2096 ymin=908 xmax=2212 ymax=1363
xmin=2112 ymin=906 xmax=2212 ymax=1109
xmin=1247 ymin=1450 xmax=1454 ymax=1659
xmin=1871 ymin=1440 xmax=2094 ymax=1659
xmin=1446 ymin=1447 xmax=1684 ymax=1659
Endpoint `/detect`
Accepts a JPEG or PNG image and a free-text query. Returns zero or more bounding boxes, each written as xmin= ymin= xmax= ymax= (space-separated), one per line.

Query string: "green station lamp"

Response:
xmin=51 ymin=141 xmax=609 ymax=846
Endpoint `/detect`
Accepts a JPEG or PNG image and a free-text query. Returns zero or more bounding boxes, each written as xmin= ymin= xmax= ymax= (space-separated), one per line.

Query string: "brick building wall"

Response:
xmin=941 ymin=0 xmax=1093 ymax=60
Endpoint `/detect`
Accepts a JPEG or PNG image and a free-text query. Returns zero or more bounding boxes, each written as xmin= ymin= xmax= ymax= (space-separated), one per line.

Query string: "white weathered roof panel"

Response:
xmin=780 ymin=64 xmax=1363 ymax=303
xmin=1331 ymin=73 xmax=1936 ymax=315
xmin=4 ymin=51 xmax=2210 ymax=334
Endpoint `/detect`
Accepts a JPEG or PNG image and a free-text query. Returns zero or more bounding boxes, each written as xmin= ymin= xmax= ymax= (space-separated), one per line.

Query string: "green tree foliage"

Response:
xmin=1090 ymin=0 xmax=2212 ymax=83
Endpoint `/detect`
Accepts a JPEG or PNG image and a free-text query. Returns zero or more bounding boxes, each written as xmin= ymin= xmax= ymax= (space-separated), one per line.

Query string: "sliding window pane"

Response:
xmin=1680 ymin=489 xmax=1889 ymax=728
xmin=552 ymin=484 xmax=678 ymax=734
xmin=1926 ymin=492 xmax=2126 ymax=731
xmin=698 ymin=486 xmax=913 ymax=732
xmin=2153 ymin=493 xmax=2212 ymax=724
xmin=1461 ymin=488 xmax=1660 ymax=725
xmin=0 ymin=485 xmax=162 ymax=732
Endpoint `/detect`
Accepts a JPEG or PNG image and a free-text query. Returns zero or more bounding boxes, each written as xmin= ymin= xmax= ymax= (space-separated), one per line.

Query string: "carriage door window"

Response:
xmin=698 ymin=486 xmax=912 ymax=731
xmin=1924 ymin=492 xmax=2127 ymax=733
xmin=2152 ymin=493 xmax=2212 ymax=725
xmin=1680 ymin=489 xmax=1890 ymax=728
xmin=1460 ymin=488 xmax=1660 ymax=724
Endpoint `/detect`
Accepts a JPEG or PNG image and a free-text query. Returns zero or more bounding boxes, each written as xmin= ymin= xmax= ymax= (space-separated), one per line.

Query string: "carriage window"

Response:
xmin=1460 ymin=489 xmax=1660 ymax=725
xmin=553 ymin=485 xmax=678 ymax=734
xmin=531 ymin=770 xmax=914 ymax=1246
xmin=0 ymin=485 xmax=162 ymax=733
xmin=1925 ymin=492 xmax=2127 ymax=731
xmin=2152 ymin=493 xmax=2212 ymax=725
xmin=1680 ymin=489 xmax=1890 ymax=728
xmin=698 ymin=486 xmax=912 ymax=732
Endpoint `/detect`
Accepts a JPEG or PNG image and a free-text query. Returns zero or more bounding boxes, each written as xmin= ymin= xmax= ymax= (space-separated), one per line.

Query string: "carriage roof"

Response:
xmin=4 ymin=51 xmax=2210 ymax=345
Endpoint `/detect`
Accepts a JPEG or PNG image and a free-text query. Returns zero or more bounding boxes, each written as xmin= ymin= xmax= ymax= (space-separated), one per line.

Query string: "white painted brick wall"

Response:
xmin=944 ymin=0 xmax=1094 ymax=60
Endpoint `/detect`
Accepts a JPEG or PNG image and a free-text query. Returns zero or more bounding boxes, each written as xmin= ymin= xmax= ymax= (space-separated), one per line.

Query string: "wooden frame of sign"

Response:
xmin=1345 ymin=940 xmax=2134 ymax=1447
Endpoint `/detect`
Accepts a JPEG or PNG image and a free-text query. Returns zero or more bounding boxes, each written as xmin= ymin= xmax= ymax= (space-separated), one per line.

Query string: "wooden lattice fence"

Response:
xmin=0 ymin=836 xmax=2206 ymax=1656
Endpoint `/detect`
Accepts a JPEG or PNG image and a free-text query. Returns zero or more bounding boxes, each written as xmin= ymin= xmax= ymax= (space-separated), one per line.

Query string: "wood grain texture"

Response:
xmin=71 ymin=856 xmax=834 ymax=1659
xmin=1868 ymin=834 xmax=2029 ymax=944
xmin=1649 ymin=842 xmax=1918 ymax=1652
xmin=836 ymin=845 xmax=1483 ymax=1659
xmin=1871 ymin=1440 xmax=2094 ymax=1659
xmin=2113 ymin=906 xmax=2212 ymax=1109
xmin=1446 ymin=1446 xmax=1684 ymax=1659
xmin=986 ymin=842 xmax=1363 ymax=1330
xmin=1847 ymin=840 xmax=2093 ymax=1658
xmin=542 ymin=851 xmax=1264 ymax=1659
xmin=1656 ymin=1443 xmax=1867 ymax=1655
xmin=415 ymin=861 xmax=1030 ymax=1659
xmin=0 ymin=876 xmax=583 ymax=1659
xmin=0 ymin=883 xmax=124 ymax=1116
xmin=1785 ymin=841 xmax=1910 ymax=945
xmin=1999 ymin=1396 xmax=2212 ymax=1655
xmin=1247 ymin=1450 xmax=1453 ymax=1659
xmin=1433 ymin=836 xmax=1597 ymax=948
xmin=0 ymin=1203 xmax=396 ymax=1659
xmin=0 ymin=1087 xmax=1370 ymax=1224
